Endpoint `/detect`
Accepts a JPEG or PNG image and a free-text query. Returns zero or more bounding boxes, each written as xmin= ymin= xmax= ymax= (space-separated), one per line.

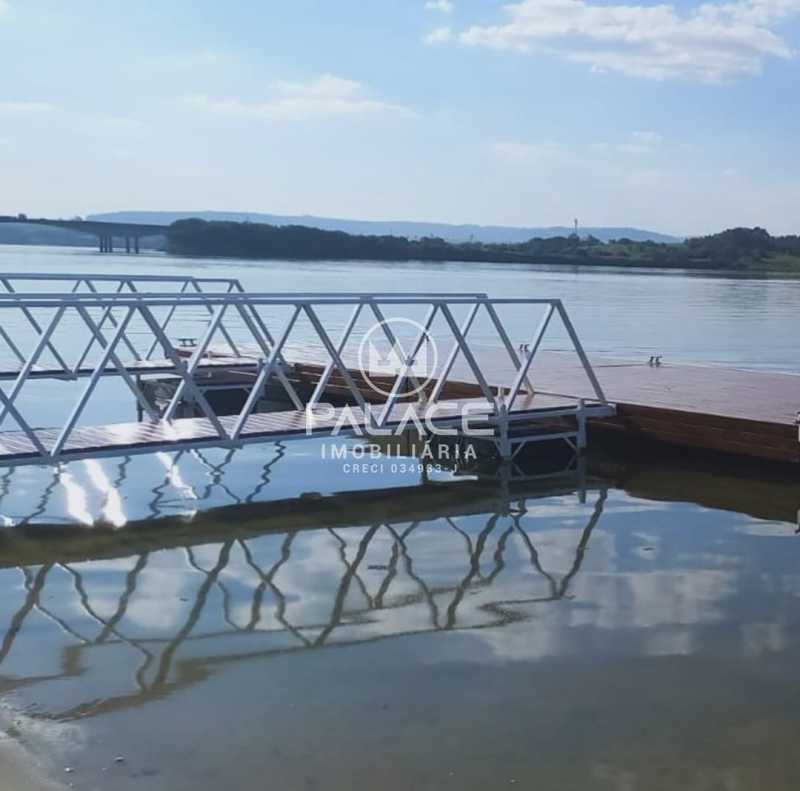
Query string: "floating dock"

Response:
xmin=139 ymin=355 xmax=800 ymax=465
xmin=504 ymin=353 xmax=800 ymax=465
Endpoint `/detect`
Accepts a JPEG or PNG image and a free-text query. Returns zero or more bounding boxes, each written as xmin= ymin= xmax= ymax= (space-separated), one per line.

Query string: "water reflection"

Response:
xmin=0 ymin=438 xmax=588 ymax=529
xmin=0 ymin=456 xmax=799 ymax=790
xmin=0 ymin=476 xmax=605 ymax=721
xmin=0 ymin=443 xmax=290 ymax=527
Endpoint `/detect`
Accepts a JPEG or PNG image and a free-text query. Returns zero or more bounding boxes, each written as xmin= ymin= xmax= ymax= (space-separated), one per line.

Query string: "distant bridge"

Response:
xmin=0 ymin=215 xmax=167 ymax=253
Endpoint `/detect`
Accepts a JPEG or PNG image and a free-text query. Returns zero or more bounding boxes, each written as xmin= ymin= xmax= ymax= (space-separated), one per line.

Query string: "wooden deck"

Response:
xmin=0 ymin=349 xmax=796 ymax=464
xmin=295 ymin=352 xmax=799 ymax=463
xmin=524 ymin=354 xmax=800 ymax=464
xmin=0 ymin=393 xmax=593 ymax=464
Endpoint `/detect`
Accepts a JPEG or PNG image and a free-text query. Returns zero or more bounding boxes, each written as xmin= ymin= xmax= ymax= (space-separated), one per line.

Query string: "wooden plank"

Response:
xmin=612 ymin=403 xmax=796 ymax=439
xmin=497 ymin=353 xmax=799 ymax=427
xmin=606 ymin=418 xmax=796 ymax=454
xmin=0 ymin=393 xmax=583 ymax=462
xmin=0 ymin=349 xmax=796 ymax=464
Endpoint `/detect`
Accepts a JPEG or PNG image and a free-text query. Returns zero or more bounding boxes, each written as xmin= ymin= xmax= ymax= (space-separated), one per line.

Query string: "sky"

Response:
xmin=0 ymin=0 xmax=798 ymax=236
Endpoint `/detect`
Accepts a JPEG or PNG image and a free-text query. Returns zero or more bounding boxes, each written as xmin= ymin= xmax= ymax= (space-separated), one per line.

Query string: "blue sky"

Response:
xmin=0 ymin=0 xmax=798 ymax=236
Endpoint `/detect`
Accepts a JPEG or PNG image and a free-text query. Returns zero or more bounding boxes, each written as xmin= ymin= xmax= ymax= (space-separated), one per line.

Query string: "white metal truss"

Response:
xmin=0 ymin=288 xmax=613 ymax=465
xmin=0 ymin=273 xmax=242 ymax=365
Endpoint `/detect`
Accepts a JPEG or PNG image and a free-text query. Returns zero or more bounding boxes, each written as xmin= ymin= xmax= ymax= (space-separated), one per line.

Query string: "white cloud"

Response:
xmin=0 ymin=1 xmax=8 ymax=14
xmin=184 ymin=74 xmax=414 ymax=121
xmin=0 ymin=100 xmax=53 ymax=114
xmin=424 ymin=25 xmax=453 ymax=44
xmin=456 ymin=0 xmax=800 ymax=81
xmin=491 ymin=131 xmax=667 ymax=164
xmin=425 ymin=0 xmax=454 ymax=11
xmin=274 ymin=73 xmax=363 ymax=99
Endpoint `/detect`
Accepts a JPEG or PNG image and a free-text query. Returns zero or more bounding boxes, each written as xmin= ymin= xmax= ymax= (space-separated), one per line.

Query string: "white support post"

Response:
xmin=496 ymin=397 xmax=511 ymax=461
xmin=577 ymin=398 xmax=587 ymax=450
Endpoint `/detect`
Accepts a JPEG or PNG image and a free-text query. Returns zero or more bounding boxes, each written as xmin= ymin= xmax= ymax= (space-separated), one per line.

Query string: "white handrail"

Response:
xmin=0 ymin=286 xmax=608 ymax=463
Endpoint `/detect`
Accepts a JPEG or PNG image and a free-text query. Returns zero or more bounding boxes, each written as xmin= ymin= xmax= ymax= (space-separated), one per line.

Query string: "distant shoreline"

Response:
xmin=166 ymin=219 xmax=800 ymax=275
xmin=2 ymin=240 xmax=799 ymax=277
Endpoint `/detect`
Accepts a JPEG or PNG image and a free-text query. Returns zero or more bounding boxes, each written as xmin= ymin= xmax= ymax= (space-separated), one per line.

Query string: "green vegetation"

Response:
xmin=167 ymin=220 xmax=800 ymax=272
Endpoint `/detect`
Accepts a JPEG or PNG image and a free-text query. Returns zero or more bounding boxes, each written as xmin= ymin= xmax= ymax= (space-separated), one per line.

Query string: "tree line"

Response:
xmin=166 ymin=220 xmax=800 ymax=271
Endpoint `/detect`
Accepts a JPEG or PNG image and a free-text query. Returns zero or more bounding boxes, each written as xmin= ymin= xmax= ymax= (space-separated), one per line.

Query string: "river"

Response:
xmin=0 ymin=244 xmax=798 ymax=791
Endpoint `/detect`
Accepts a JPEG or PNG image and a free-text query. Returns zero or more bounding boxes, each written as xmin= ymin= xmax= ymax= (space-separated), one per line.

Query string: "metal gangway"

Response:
xmin=0 ymin=281 xmax=614 ymax=465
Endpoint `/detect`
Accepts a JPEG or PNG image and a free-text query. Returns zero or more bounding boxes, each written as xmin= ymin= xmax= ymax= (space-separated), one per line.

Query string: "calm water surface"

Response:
xmin=0 ymin=245 xmax=798 ymax=790
xmin=1 ymin=244 xmax=798 ymax=371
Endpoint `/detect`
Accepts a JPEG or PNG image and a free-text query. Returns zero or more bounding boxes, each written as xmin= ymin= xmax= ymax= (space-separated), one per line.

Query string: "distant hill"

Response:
xmin=89 ymin=211 xmax=680 ymax=244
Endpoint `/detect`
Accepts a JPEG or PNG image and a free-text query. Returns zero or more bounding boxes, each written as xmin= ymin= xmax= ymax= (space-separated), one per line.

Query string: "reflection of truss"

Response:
xmin=0 ymin=443 xmax=288 ymax=527
xmin=0 ymin=436 xmax=588 ymax=529
xmin=0 ymin=484 xmax=607 ymax=722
